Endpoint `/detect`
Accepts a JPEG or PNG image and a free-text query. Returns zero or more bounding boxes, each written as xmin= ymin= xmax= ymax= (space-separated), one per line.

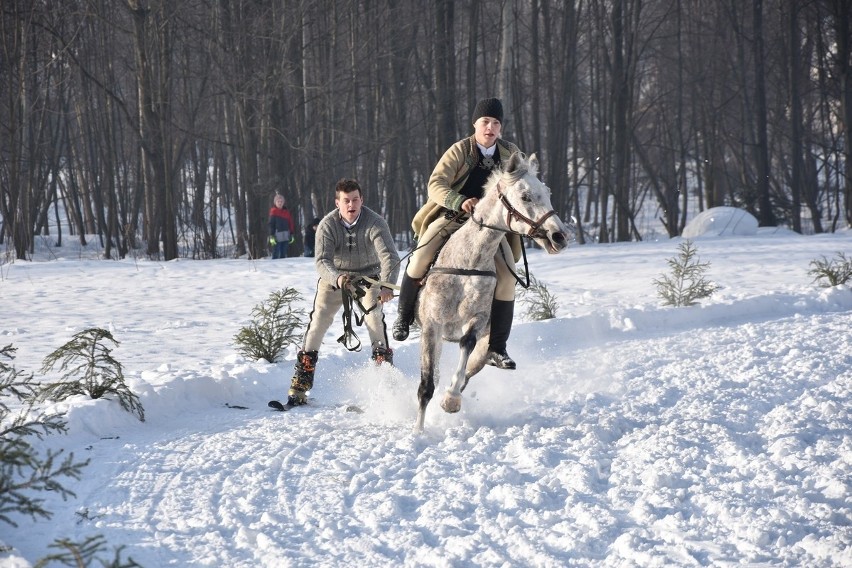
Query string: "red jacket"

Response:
xmin=268 ymin=206 xmax=294 ymax=235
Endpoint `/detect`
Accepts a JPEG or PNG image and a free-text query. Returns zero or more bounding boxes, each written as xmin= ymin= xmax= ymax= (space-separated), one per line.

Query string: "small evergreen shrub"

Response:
xmin=808 ymin=252 xmax=851 ymax=287
xmin=39 ymin=328 xmax=145 ymax=422
xmin=518 ymin=274 xmax=559 ymax=320
xmin=654 ymin=240 xmax=718 ymax=307
xmin=34 ymin=534 xmax=142 ymax=568
xmin=0 ymin=344 xmax=89 ymax=527
xmin=234 ymin=288 xmax=306 ymax=363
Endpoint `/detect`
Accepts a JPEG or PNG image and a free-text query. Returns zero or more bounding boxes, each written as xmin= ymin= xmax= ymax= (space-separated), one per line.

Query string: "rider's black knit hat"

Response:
xmin=472 ymin=98 xmax=503 ymax=124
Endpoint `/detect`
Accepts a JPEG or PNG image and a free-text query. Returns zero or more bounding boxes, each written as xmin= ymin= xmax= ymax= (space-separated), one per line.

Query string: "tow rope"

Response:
xmin=336 ymin=276 xmax=390 ymax=352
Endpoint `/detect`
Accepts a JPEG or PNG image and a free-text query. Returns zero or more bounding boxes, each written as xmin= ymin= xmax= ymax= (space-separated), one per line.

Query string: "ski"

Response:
xmin=267 ymin=399 xmax=297 ymax=411
xmin=267 ymin=399 xmax=364 ymax=413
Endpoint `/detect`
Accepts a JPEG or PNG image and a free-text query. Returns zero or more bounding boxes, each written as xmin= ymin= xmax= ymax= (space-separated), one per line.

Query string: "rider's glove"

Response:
xmin=289 ymin=236 xmax=295 ymax=244
xmin=268 ymin=236 xmax=277 ymax=245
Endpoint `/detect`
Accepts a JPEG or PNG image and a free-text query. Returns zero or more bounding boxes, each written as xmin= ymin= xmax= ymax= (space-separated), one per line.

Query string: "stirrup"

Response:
xmin=486 ymin=348 xmax=516 ymax=370
xmin=392 ymin=317 xmax=411 ymax=341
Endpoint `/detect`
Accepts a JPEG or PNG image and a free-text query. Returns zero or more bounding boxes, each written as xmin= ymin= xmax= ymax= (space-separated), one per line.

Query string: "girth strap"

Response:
xmin=429 ymin=267 xmax=497 ymax=278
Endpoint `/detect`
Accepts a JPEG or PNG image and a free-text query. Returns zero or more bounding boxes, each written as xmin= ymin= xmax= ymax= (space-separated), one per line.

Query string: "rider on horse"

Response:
xmin=393 ymin=97 xmax=522 ymax=370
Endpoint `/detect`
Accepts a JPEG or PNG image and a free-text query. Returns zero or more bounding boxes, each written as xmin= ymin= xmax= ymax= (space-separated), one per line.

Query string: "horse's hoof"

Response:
xmin=441 ymin=392 xmax=462 ymax=413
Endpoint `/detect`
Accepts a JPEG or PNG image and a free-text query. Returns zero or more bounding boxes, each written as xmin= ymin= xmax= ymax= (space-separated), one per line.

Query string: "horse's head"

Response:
xmin=491 ymin=152 xmax=571 ymax=254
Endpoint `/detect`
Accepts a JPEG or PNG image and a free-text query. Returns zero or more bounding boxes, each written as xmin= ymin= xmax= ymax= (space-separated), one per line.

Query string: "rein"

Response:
xmin=389 ymin=210 xmax=468 ymax=293
xmin=336 ymin=277 xmax=383 ymax=352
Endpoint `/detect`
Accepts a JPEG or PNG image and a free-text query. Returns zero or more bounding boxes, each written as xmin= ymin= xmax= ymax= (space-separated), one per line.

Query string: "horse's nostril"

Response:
xmin=553 ymin=232 xmax=567 ymax=245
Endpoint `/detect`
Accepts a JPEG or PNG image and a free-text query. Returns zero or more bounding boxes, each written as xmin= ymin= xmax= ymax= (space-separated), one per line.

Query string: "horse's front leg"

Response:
xmin=415 ymin=325 xmax=442 ymax=432
xmin=461 ymin=334 xmax=491 ymax=393
xmin=441 ymin=324 xmax=480 ymax=413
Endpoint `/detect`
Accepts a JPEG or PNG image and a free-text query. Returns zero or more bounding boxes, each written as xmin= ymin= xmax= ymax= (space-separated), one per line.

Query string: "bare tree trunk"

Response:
xmin=129 ymin=0 xmax=180 ymax=260
xmin=435 ymin=0 xmax=456 ymax=152
xmin=832 ymin=0 xmax=852 ymax=227
xmin=752 ymin=0 xmax=776 ymax=227
xmin=1 ymin=4 xmax=32 ymax=259
xmin=611 ymin=0 xmax=632 ymax=241
xmin=526 ymin=0 xmax=546 ymax=159
xmin=496 ymin=0 xmax=513 ymax=110
xmin=788 ymin=2 xmax=805 ymax=233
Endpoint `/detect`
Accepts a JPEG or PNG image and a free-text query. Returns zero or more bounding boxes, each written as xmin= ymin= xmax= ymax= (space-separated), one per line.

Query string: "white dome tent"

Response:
xmin=682 ymin=206 xmax=758 ymax=238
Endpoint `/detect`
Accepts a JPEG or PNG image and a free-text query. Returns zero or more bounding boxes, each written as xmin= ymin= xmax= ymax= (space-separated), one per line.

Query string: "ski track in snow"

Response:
xmin=27 ymin=314 xmax=851 ymax=568
xmin=1 ymin=233 xmax=850 ymax=567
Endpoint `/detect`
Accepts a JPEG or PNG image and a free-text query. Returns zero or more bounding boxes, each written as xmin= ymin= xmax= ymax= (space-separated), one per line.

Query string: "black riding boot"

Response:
xmin=392 ymin=273 xmax=420 ymax=341
xmin=487 ymin=299 xmax=517 ymax=370
xmin=288 ymin=350 xmax=318 ymax=405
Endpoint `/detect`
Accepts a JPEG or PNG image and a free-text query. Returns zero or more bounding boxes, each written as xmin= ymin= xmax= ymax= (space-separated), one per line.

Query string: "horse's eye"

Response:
xmin=522 ymin=193 xmax=532 ymax=202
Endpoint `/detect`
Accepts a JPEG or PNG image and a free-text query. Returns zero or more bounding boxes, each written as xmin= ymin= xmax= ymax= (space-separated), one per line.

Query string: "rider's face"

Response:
xmin=473 ymin=117 xmax=501 ymax=148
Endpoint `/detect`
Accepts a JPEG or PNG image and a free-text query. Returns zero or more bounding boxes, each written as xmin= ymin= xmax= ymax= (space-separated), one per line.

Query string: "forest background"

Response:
xmin=2 ymin=0 xmax=851 ymax=262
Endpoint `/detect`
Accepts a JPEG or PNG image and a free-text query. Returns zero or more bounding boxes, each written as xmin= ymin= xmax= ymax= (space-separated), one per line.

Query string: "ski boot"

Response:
xmin=287 ymin=350 xmax=318 ymax=405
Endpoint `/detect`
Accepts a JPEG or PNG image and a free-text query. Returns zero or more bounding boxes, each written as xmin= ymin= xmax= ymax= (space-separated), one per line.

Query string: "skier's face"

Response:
xmin=335 ymin=189 xmax=363 ymax=224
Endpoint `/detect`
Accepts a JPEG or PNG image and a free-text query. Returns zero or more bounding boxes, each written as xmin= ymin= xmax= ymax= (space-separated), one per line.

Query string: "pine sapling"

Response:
xmin=234 ymin=288 xmax=306 ymax=363
xmin=0 ymin=344 xmax=89 ymax=528
xmin=34 ymin=534 xmax=142 ymax=568
xmin=808 ymin=252 xmax=851 ymax=287
xmin=39 ymin=328 xmax=144 ymax=422
xmin=518 ymin=274 xmax=559 ymax=320
xmin=654 ymin=240 xmax=718 ymax=307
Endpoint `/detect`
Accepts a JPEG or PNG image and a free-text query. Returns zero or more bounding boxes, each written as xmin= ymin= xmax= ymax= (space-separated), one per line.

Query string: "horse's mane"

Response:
xmin=483 ymin=152 xmax=537 ymax=193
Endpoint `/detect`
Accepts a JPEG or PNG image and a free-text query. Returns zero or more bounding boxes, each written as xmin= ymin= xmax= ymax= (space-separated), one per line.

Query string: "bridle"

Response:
xmin=441 ymin=178 xmax=558 ymax=289
xmin=496 ymin=191 xmax=556 ymax=240
xmin=471 ymin=178 xmax=557 ymax=240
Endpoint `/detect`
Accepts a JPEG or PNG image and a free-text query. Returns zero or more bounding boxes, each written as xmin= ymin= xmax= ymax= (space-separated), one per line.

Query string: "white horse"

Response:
xmin=415 ymin=152 xmax=571 ymax=431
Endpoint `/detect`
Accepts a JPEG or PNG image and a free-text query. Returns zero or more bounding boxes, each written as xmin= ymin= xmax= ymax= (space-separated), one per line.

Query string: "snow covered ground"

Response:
xmin=1 ymin=226 xmax=850 ymax=567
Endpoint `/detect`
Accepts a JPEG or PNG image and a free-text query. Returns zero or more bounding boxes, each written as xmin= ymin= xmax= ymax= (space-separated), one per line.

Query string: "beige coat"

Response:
xmin=411 ymin=135 xmax=523 ymax=262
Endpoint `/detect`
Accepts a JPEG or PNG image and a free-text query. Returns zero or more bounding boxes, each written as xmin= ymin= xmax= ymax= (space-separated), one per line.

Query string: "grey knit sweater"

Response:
xmin=314 ymin=206 xmax=400 ymax=289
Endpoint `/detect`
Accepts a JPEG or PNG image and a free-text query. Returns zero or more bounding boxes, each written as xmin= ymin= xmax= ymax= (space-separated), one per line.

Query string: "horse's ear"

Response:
xmin=528 ymin=153 xmax=539 ymax=175
xmin=506 ymin=152 xmax=524 ymax=173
